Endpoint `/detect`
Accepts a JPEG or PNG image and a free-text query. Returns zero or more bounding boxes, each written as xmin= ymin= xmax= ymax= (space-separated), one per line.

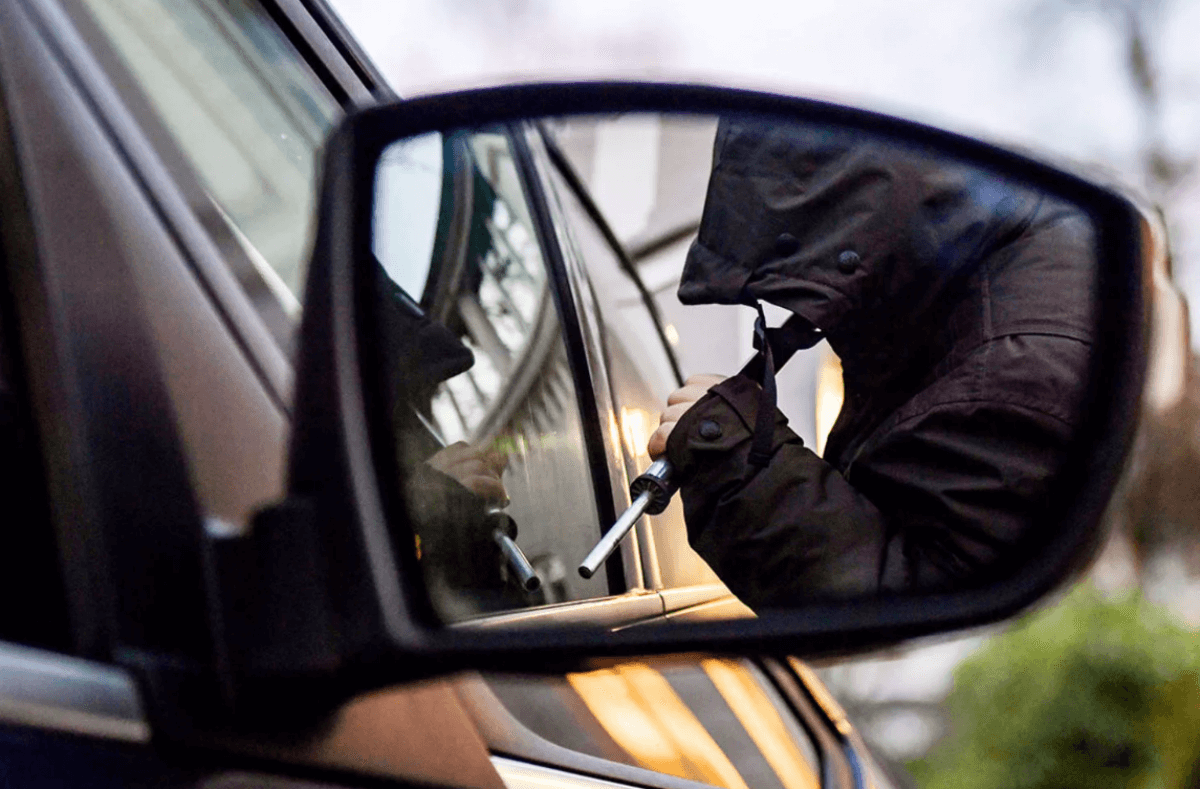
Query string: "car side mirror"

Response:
xmin=214 ymin=83 xmax=1153 ymax=719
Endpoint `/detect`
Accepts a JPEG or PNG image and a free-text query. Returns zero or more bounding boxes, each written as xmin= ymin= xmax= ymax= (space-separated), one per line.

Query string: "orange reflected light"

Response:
xmin=701 ymin=659 xmax=820 ymax=789
xmin=621 ymin=406 xmax=656 ymax=460
xmin=567 ymin=663 xmax=749 ymax=789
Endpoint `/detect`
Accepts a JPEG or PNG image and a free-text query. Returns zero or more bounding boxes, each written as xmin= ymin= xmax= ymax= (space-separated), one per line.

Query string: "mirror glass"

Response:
xmin=367 ymin=112 xmax=1099 ymax=626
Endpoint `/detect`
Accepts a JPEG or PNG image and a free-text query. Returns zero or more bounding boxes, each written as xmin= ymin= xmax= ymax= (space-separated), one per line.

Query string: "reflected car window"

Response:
xmin=72 ymin=0 xmax=339 ymax=312
xmin=373 ymin=131 xmax=611 ymax=621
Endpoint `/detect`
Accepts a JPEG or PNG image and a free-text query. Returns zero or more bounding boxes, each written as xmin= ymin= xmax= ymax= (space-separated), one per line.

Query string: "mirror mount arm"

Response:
xmin=206 ymin=499 xmax=346 ymax=721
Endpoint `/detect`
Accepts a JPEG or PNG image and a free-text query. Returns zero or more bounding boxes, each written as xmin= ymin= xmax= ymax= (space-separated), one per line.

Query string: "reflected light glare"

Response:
xmin=566 ymin=663 xmax=749 ymax=789
xmin=700 ymin=659 xmax=819 ymax=789
xmin=664 ymin=323 xmax=680 ymax=346
xmin=621 ymin=406 xmax=656 ymax=459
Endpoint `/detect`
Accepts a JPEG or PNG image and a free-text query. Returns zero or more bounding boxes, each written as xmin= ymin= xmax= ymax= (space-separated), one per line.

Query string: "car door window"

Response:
xmin=67 ymin=0 xmax=339 ymax=314
xmin=374 ymin=130 xmax=612 ymax=622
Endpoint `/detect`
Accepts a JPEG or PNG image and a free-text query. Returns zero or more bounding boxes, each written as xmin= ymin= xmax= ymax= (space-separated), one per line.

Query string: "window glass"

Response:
xmin=373 ymin=131 xmax=611 ymax=622
xmin=73 ymin=0 xmax=339 ymax=308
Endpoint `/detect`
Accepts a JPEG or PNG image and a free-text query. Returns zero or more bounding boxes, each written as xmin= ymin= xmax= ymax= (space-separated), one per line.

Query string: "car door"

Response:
xmin=0 ymin=0 xmax=891 ymax=786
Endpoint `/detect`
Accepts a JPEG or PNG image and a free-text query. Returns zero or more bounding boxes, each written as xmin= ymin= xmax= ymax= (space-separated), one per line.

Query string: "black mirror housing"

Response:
xmin=222 ymin=82 xmax=1151 ymax=717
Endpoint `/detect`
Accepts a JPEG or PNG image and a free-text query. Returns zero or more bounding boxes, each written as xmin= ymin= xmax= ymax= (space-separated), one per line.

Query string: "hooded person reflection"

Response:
xmin=373 ymin=261 xmax=521 ymax=615
xmin=647 ymin=120 xmax=1097 ymax=609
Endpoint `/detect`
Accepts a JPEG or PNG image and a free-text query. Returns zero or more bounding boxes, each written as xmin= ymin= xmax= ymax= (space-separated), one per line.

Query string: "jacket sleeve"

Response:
xmin=665 ymin=375 xmax=889 ymax=608
xmin=666 ymin=372 xmax=1078 ymax=610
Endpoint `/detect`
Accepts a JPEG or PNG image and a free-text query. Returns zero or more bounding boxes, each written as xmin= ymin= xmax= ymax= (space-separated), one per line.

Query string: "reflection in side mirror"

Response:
xmin=372 ymin=129 xmax=610 ymax=622
xmin=367 ymin=109 xmax=1103 ymax=623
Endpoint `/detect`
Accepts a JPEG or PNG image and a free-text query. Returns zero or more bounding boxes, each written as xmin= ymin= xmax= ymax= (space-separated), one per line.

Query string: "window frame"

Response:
xmin=503 ymin=122 xmax=633 ymax=596
xmin=531 ymin=125 xmax=680 ymax=594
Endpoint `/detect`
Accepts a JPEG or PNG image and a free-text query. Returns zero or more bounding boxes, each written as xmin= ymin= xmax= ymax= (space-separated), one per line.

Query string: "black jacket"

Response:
xmin=667 ymin=120 xmax=1098 ymax=609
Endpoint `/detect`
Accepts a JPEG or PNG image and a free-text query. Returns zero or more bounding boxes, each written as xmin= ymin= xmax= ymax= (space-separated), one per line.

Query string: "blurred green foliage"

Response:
xmin=908 ymin=585 xmax=1200 ymax=789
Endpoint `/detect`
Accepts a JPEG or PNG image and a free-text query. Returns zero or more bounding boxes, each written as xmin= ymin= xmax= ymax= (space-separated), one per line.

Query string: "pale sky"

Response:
xmin=330 ymin=0 xmax=1200 ymax=337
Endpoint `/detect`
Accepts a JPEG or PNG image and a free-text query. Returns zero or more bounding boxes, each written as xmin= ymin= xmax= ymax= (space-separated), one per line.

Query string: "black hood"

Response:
xmin=679 ymin=119 xmax=1092 ymax=382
